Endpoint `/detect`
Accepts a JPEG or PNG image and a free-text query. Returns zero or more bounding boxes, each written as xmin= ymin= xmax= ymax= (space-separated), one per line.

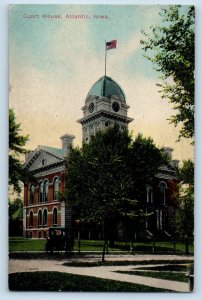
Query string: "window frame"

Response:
xmin=53 ymin=207 xmax=58 ymax=226
xmin=38 ymin=209 xmax=42 ymax=227
xmin=53 ymin=177 xmax=59 ymax=201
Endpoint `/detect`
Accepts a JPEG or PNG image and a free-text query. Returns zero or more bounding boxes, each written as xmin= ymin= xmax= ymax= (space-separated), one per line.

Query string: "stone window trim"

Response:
xmin=53 ymin=176 xmax=60 ymax=201
xmin=29 ymin=184 xmax=35 ymax=205
xmin=52 ymin=207 xmax=58 ymax=227
xmin=38 ymin=209 xmax=43 ymax=227
xmin=29 ymin=210 xmax=34 ymax=228
xmin=43 ymin=208 xmax=48 ymax=227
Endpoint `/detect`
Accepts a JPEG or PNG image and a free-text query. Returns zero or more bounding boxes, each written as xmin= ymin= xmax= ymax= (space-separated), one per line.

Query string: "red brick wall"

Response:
xmin=24 ymin=170 xmax=65 ymax=238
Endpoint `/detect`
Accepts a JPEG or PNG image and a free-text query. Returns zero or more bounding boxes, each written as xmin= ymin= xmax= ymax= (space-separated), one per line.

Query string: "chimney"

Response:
xmin=163 ymin=147 xmax=173 ymax=160
xmin=60 ymin=134 xmax=75 ymax=157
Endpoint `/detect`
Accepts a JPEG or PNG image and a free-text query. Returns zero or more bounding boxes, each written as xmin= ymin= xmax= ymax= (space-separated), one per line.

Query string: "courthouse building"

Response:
xmin=23 ymin=76 xmax=179 ymax=240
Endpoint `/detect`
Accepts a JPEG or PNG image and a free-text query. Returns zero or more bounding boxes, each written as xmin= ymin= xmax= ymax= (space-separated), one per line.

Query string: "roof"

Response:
xmin=24 ymin=145 xmax=65 ymax=170
xmin=86 ymin=76 xmax=126 ymax=102
xmin=40 ymin=146 xmax=64 ymax=157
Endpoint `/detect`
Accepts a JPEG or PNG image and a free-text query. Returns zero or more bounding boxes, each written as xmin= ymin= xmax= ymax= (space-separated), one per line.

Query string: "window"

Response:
xmin=38 ymin=210 xmax=42 ymax=227
xmin=147 ymin=186 xmax=153 ymax=204
xmin=29 ymin=211 xmax=34 ymax=227
xmin=39 ymin=182 xmax=43 ymax=203
xmin=53 ymin=177 xmax=59 ymax=201
xmin=43 ymin=209 xmax=48 ymax=227
xmin=53 ymin=207 xmax=58 ymax=226
xmin=30 ymin=185 xmax=35 ymax=204
xmin=42 ymin=159 xmax=47 ymax=166
xmin=159 ymin=181 xmax=167 ymax=205
xmin=43 ymin=180 xmax=49 ymax=202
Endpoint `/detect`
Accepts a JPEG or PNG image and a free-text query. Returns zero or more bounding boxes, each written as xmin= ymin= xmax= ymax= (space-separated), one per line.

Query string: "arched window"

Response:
xmin=29 ymin=211 xmax=34 ymax=227
xmin=147 ymin=186 xmax=153 ymax=204
xmin=30 ymin=185 xmax=35 ymax=204
xmin=43 ymin=209 xmax=48 ymax=227
xmin=39 ymin=182 xmax=43 ymax=203
xmin=43 ymin=180 xmax=49 ymax=202
xmin=53 ymin=177 xmax=59 ymax=201
xmin=53 ymin=207 xmax=58 ymax=226
xmin=38 ymin=210 xmax=42 ymax=227
xmin=159 ymin=181 xmax=167 ymax=205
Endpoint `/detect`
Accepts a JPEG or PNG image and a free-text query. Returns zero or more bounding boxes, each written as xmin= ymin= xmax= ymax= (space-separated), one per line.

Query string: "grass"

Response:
xmin=9 ymin=237 xmax=46 ymax=252
xmin=137 ymin=264 xmax=188 ymax=271
xmin=116 ymin=270 xmax=188 ymax=283
xmin=8 ymin=271 xmax=172 ymax=292
xmin=9 ymin=237 xmax=194 ymax=254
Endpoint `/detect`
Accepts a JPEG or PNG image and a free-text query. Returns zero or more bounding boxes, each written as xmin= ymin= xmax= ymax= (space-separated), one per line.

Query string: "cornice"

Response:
xmin=77 ymin=109 xmax=133 ymax=125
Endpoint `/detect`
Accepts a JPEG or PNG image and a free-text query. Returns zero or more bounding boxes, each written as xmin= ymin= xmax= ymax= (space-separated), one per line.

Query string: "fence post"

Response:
xmin=130 ymin=241 xmax=133 ymax=254
xmin=173 ymin=241 xmax=176 ymax=254
xmin=152 ymin=241 xmax=155 ymax=253
xmin=188 ymin=263 xmax=194 ymax=291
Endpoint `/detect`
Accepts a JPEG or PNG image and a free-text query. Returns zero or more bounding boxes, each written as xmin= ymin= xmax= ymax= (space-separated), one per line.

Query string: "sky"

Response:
xmin=9 ymin=4 xmax=194 ymax=162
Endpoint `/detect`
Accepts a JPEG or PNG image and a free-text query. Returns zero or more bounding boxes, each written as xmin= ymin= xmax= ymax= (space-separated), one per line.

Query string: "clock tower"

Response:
xmin=78 ymin=76 xmax=133 ymax=143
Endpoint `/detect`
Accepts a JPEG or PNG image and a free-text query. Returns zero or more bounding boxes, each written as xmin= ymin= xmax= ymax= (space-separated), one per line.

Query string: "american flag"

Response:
xmin=106 ymin=40 xmax=117 ymax=50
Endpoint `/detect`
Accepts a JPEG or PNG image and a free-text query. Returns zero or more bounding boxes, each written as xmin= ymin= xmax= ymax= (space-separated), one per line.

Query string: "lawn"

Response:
xmin=8 ymin=271 xmax=172 ymax=292
xmin=9 ymin=237 xmax=194 ymax=254
xmin=9 ymin=237 xmax=46 ymax=252
xmin=116 ymin=270 xmax=188 ymax=283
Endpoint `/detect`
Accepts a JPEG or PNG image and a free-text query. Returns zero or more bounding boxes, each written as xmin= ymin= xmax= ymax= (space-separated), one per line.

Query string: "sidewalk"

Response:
xmin=9 ymin=254 xmax=193 ymax=292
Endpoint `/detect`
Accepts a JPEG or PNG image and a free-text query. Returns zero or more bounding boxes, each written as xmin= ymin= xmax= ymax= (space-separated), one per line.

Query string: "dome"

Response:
xmin=86 ymin=76 xmax=126 ymax=102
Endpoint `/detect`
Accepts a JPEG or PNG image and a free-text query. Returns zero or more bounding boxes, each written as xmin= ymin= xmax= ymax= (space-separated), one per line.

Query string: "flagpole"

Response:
xmin=104 ymin=40 xmax=107 ymax=76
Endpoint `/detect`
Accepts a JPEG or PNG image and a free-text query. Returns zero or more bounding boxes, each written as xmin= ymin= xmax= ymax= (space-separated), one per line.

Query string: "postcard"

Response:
xmin=8 ymin=4 xmax=194 ymax=292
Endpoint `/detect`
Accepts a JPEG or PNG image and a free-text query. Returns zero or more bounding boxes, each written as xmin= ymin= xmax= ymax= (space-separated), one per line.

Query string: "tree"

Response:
xmin=141 ymin=5 xmax=195 ymax=141
xmin=176 ymin=159 xmax=194 ymax=254
xmin=9 ymin=197 xmax=23 ymax=221
xmin=9 ymin=197 xmax=23 ymax=236
xmin=62 ymin=126 xmax=165 ymax=261
xmin=9 ymin=108 xmax=29 ymax=193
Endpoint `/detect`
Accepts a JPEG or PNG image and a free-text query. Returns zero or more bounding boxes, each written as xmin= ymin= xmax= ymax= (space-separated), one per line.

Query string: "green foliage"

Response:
xmin=178 ymin=159 xmax=194 ymax=187
xmin=141 ymin=5 xmax=195 ymax=141
xmin=9 ymin=109 xmax=29 ymax=193
xmin=9 ymin=198 xmax=23 ymax=221
xmin=63 ymin=127 xmax=165 ymax=233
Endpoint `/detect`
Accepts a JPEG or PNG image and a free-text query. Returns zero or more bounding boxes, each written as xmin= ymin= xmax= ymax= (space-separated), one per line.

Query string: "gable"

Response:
xmin=29 ymin=151 xmax=62 ymax=172
xmin=24 ymin=146 xmax=64 ymax=172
